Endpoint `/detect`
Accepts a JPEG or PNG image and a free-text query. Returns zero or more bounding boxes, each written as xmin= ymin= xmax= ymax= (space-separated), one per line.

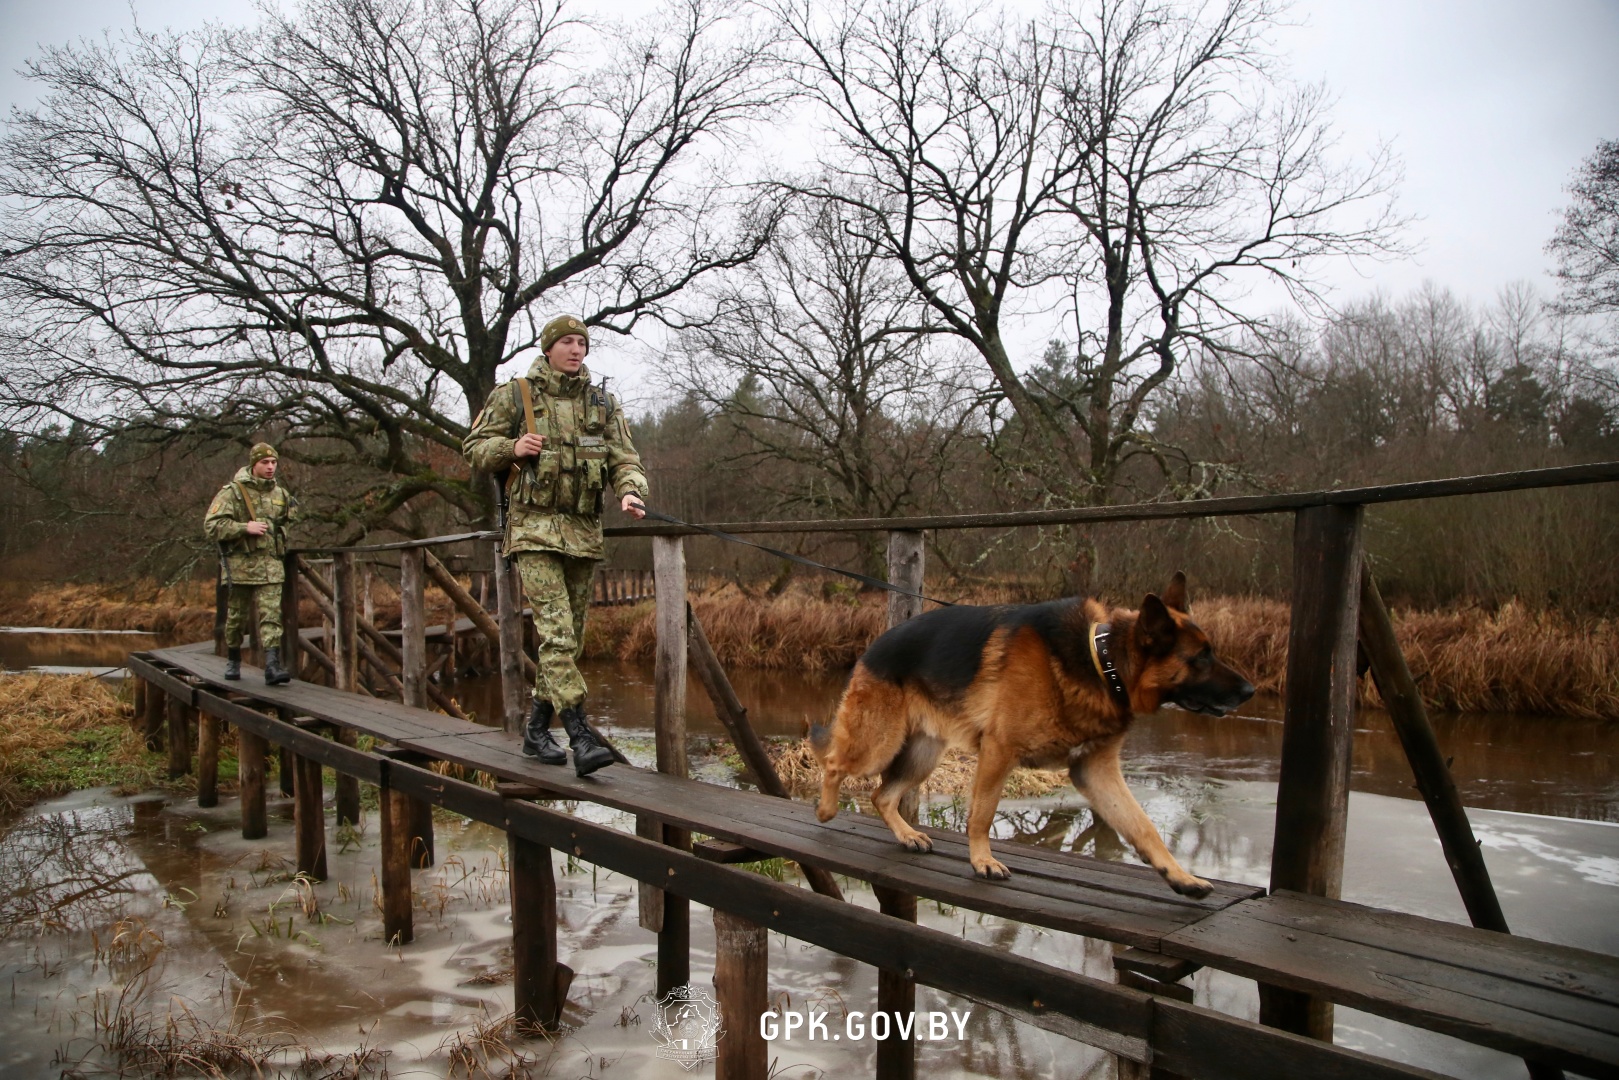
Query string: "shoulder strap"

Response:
xmin=516 ymin=378 xmax=538 ymax=436
xmin=232 ymin=481 xmax=257 ymax=522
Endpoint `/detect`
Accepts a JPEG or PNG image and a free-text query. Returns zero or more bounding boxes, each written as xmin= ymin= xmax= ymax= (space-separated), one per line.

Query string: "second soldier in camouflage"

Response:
xmin=462 ymin=316 xmax=648 ymax=776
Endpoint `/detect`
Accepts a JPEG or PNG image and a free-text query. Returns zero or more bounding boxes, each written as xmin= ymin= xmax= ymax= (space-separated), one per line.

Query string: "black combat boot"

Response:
xmin=223 ymin=648 xmax=242 ymax=681
xmin=558 ymin=704 xmax=614 ymax=777
xmin=263 ymin=647 xmax=292 ymax=686
xmin=521 ymin=699 xmax=566 ymax=765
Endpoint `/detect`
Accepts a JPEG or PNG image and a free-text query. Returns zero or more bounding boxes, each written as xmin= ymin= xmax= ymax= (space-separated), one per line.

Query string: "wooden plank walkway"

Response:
xmin=140 ymin=646 xmax=1619 ymax=1079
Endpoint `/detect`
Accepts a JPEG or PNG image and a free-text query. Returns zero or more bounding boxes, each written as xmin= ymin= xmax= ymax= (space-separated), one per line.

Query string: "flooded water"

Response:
xmin=0 ymin=627 xmax=168 ymax=678
xmin=2 ymin=633 xmax=1617 ymax=1078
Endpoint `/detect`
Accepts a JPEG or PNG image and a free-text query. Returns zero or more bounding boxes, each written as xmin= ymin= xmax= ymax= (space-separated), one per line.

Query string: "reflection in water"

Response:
xmin=0 ymin=628 xmax=165 ymax=674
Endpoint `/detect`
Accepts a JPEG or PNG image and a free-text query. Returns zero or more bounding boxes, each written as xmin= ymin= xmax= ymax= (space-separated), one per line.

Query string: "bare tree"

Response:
xmin=774 ymin=0 xmax=1405 ymax=507
xmin=663 ymin=198 xmax=980 ymax=573
xmin=1549 ymin=139 xmax=1619 ymax=324
xmin=0 ymin=0 xmax=784 ymax=534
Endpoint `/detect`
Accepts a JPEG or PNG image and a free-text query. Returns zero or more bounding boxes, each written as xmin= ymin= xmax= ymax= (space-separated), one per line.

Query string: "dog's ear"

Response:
xmin=1136 ymin=594 xmax=1178 ymax=656
xmin=1162 ymin=571 xmax=1189 ymax=613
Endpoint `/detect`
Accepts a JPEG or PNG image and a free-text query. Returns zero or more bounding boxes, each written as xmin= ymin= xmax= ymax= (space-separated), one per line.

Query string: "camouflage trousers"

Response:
xmin=224 ymin=582 xmax=283 ymax=650
xmin=514 ymin=551 xmax=597 ymax=709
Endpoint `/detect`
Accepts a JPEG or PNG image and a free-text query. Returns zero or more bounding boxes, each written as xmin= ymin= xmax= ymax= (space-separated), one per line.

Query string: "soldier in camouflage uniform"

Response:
xmin=463 ymin=315 xmax=648 ymax=776
xmin=203 ymin=443 xmax=300 ymax=685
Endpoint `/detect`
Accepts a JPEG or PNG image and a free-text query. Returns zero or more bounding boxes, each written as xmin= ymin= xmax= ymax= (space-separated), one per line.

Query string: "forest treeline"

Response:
xmin=4 ymin=281 xmax=1616 ymax=610
xmin=0 ymin=0 xmax=1615 ymax=613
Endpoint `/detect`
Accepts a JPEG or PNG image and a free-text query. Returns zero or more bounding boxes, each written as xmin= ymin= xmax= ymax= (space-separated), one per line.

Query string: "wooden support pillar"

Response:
xmin=1262 ymin=503 xmax=1364 ymax=1042
xmin=714 ymin=908 xmax=768 ymax=1080
xmin=294 ymin=752 xmax=328 ymax=881
xmin=239 ymin=727 xmax=268 ymax=839
xmin=378 ymin=763 xmax=414 ymax=946
xmin=651 ymin=535 xmax=691 ymax=997
xmin=279 ymin=744 xmax=295 ymax=797
xmin=131 ymin=679 xmax=146 ymax=733
xmin=281 ymin=553 xmax=301 ymax=679
xmin=509 ymin=831 xmax=571 ymax=1032
xmin=874 ymin=886 xmax=917 ymax=1080
xmin=875 ymin=529 xmax=925 ymax=1080
xmin=335 ymin=728 xmax=361 ymax=827
xmin=197 ymin=713 xmax=220 ymax=808
xmin=142 ymin=681 xmax=164 ymax=751
xmin=494 ymin=547 xmax=526 ymax=734
xmin=166 ymin=695 xmax=191 ymax=778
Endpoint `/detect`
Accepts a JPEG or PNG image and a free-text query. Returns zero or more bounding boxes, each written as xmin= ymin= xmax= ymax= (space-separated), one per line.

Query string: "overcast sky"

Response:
xmin=3 ymin=0 xmax=1616 ymax=388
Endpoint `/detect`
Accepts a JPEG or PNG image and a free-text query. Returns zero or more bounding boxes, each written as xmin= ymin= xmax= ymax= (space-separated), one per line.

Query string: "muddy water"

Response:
xmin=0 ymin=627 xmax=167 ymax=676
xmin=2 ymin=645 xmax=1617 ymax=1078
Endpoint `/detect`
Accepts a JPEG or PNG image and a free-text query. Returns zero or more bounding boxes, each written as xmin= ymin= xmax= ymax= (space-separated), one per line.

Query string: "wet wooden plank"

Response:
xmin=1163 ymin=896 xmax=1619 ymax=1078
xmin=396 ymin=728 xmax=1247 ymax=948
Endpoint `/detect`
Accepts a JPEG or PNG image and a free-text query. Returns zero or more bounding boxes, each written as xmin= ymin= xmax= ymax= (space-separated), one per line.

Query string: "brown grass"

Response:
xmin=0 ymin=674 xmax=155 ymax=816
xmin=589 ymin=583 xmax=1619 ymax=721
xmin=0 ymin=580 xmax=217 ymax=638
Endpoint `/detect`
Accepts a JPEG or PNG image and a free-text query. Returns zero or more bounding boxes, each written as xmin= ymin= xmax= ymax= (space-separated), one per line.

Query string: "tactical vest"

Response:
xmin=226 ymin=480 xmax=293 ymax=558
xmin=506 ymin=376 xmax=613 ymax=515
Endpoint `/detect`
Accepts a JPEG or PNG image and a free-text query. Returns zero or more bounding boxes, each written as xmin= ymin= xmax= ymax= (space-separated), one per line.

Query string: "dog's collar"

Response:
xmin=1089 ymin=622 xmax=1132 ymax=712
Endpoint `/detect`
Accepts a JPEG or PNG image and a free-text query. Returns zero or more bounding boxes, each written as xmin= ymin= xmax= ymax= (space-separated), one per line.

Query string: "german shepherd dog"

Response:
xmin=810 ymin=573 xmax=1254 ymax=897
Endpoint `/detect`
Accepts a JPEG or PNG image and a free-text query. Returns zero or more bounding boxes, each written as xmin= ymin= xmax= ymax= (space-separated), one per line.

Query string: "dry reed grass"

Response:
xmin=0 ymin=580 xmax=216 ymax=638
xmin=590 ymin=583 xmax=1619 ymax=720
xmin=0 ymin=674 xmax=152 ymax=815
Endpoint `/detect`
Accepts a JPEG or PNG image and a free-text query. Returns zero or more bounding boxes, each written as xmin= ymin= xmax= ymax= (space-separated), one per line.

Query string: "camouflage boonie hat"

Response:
xmin=541 ymin=315 xmax=589 ymax=355
xmin=249 ymin=442 xmax=278 ymax=464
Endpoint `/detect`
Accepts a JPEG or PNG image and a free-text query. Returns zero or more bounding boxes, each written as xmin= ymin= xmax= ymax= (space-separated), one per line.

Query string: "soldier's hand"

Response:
xmin=621 ymin=494 xmax=647 ymax=520
xmin=245 ymin=521 xmax=270 ymax=537
xmin=514 ymin=433 xmax=546 ymax=459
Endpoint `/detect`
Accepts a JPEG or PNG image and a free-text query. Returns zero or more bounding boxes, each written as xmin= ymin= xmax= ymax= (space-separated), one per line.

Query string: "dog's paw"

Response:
xmin=1166 ymin=872 xmax=1213 ymax=899
xmin=897 ymin=830 xmax=933 ymax=854
xmin=971 ymin=858 xmax=1011 ymax=881
xmin=815 ymin=803 xmax=839 ymax=823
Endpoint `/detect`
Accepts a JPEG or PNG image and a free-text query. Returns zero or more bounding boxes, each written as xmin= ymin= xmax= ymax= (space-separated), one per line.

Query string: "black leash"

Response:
xmin=639 ymin=507 xmax=955 ymax=608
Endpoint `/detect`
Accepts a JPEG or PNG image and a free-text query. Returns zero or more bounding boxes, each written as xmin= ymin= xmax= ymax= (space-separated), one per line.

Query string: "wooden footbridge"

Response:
xmin=125 ymin=461 xmax=1619 ymax=1080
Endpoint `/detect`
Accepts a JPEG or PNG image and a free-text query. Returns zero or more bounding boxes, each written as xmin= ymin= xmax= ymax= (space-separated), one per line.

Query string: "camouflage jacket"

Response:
xmin=203 ymin=467 xmax=299 ymax=585
xmin=462 ymin=360 xmax=649 ymax=560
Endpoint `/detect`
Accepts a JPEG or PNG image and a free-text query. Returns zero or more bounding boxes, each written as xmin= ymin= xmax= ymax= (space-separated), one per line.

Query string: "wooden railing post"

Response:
xmin=875 ymin=529 xmax=925 ymax=1080
xmin=1261 ymin=503 xmax=1364 ymax=1042
xmin=398 ymin=548 xmax=435 ymax=866
xmin=332 ymin=552 xmax=361 ymax=827
xmin=400 ymin=549 xmax=427 ymax=710
xmin=494 ymin=547 xmax=526 ymax=734
xmin=650 ymin=534 xmax=690 ymax=998
xmin=281 ymin=552 xmax=301 ymax=679
xmin=214 ymin=566 xmax=227 ymax=658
